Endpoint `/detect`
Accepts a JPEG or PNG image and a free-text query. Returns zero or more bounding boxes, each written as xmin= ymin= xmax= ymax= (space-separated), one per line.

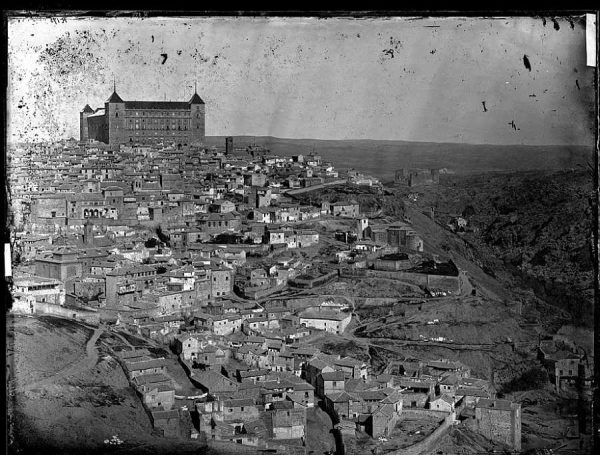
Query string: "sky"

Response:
xmin=7 ymin=15 xmax=596 ymax=145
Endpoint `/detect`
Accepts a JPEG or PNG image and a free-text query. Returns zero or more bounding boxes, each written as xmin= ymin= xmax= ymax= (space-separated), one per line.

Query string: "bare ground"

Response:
xmin=5 ymin=315 xmax=230 ymax=455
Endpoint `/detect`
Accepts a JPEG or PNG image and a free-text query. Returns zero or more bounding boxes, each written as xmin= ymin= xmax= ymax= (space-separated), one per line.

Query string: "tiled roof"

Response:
xmin=124 ymin=101 xmax=191 ymax=109
xmin=193 ymin=370 xmax=238 ymax=392
xmin=117 ymin=348 xmax=150 ymax=359
xmin=320 ymin=371 xmax=346 ymax=381
xmin=223 ymin=398 xmax=256 ymax=408
xmin=356 ymin=390 xmax=387 ymax=401
xmin=433 ymin=394 xmax=455 ymax=404
xmin=124 ymin=358 xmax=167 ymax=371
xmin=334 ymin=356 xmax=363 ymax=368
xmin=133 ymin=373 xmax=171 ymax=386
xmin=326 ymin=391 xmax=354 ymax=403
xmin=455 ymin=387 xmax=490 ymax=398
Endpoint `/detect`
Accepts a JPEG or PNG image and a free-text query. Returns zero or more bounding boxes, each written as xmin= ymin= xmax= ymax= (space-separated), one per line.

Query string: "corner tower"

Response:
xmin=105 ymin=84 xmax=126 ymax=146
xmin=79 ymin=104 xmax=94 ymax=142
xmin=188 ymin=84 xmax=205 ymax=145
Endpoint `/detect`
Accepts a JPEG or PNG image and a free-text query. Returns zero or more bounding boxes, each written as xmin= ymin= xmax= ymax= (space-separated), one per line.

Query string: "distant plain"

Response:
xmin=205 ymin=136 xmax=593 ymax=180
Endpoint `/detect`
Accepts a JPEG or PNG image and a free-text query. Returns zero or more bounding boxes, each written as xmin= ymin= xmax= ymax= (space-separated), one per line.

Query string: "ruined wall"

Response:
xmin=475 ymin=407 xmax=521 ymax=450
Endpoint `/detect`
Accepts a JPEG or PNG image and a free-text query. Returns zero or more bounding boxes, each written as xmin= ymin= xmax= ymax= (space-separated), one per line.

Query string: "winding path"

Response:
xmin=24 ymin=326 xmax=104 ymax=391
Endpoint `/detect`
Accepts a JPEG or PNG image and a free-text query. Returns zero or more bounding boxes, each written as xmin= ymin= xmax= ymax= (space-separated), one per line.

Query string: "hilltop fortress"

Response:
xmin=80 ymin=85 xmax=205 ymax=147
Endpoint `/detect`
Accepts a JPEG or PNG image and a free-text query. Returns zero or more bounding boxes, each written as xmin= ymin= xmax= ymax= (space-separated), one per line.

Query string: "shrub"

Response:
xmin=500 ymin=366 xmax=549 ymax=393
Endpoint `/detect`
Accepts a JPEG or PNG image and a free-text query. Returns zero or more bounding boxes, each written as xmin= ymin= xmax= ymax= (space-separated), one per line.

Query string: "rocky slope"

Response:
xmin=404 ymin=169 xmax=594 ymax=328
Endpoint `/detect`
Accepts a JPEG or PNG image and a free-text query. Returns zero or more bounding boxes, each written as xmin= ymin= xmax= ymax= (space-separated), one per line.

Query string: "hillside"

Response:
xmin=205 ymin=136 xmax=593 ymax=180
xmin=297 ymin=170 xmax=592 ymax=384
xmin=402 ymin=169 xmax=594 ymax=328
xmin=298 ymin=173 xmax=593 ymax=452
xmin=6 ymin=315 xmax=239 ymax=455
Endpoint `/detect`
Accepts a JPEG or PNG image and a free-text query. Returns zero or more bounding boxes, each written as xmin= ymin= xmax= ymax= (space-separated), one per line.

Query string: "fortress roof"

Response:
xmin=124 ymin=101 xmax=191 ymax=110
xmin=189 ymin=93 xmax=205 ymax=105
xmin=106 ymin=91 xmax=124 ymax=103
xmin=88 ymin=109 xmax=105 ymax=118
xmin=104 ymin=88 xmax=203 ymax=108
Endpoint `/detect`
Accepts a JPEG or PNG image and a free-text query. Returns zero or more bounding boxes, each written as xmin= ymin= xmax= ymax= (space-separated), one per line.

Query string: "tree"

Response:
xmin=156 ymin=226 xmax=170 ymax=246
xmin=499 ymin=366 xmax=549 ymax=394
xmin=144 ymin=237 xmax=158 ymax=248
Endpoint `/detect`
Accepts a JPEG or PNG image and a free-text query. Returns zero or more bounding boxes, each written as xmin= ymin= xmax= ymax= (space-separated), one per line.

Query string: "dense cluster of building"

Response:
xmin=8 ymin=94 xmax=523 ymax=453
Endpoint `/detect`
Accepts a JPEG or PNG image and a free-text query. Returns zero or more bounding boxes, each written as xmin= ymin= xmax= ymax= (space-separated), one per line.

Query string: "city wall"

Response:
xmin=339 ymin=268 xmax=461 ymax=293
xmin=34 ymin=301 xmax=100 ymax=325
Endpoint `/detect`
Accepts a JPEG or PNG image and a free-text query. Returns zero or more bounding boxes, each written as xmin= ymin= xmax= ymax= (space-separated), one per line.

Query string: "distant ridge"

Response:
xmin=205 ymin=136 xmax=593 ymax=180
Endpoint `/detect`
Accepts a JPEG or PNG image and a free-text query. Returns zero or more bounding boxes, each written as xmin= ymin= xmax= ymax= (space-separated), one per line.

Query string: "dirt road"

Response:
xmin=23 ymin=326 xmax=104 ymax=391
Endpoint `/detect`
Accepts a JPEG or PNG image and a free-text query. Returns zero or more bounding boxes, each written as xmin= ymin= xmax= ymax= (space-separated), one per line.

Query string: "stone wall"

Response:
xmin=475 ymin=406 xmax=520 ymax=450
xmin=340 ymin=268 xmax=461 ymax=293
xmin=34 ymin=301 xmax=100 ymax=325
xmin=290 ymin=270 xmax=338 ymax=288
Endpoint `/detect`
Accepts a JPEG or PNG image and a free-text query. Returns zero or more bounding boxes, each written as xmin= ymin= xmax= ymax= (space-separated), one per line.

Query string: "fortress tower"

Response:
xmin=79 ymin=104 xmax=94 ymax=142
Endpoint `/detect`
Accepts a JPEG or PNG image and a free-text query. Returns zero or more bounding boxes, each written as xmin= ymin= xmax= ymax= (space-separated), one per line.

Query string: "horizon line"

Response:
xmin=204 ymin=135 xmax=594 ymax=148
xmin=7 ymin=134 xmax=594 ymax=149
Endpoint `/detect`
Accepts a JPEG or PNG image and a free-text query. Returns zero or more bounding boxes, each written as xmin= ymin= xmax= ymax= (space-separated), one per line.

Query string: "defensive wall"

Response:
xmin=339 ymin=268 xmax=461 ymax=293
xmin=289 ymin=270 xmax=339 ymax=288
xmin=33 ymin=301 xmax=100 ymax=325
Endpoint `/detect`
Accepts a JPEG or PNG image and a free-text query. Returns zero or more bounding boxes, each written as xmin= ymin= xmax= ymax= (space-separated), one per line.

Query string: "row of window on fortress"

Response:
xmin=125 ymin=121 xmax=199 ymax=130
xmin=114 ymin=111 xmax=202 ymax=118
xmin=123 ymin=111 xmax=197 ymax=117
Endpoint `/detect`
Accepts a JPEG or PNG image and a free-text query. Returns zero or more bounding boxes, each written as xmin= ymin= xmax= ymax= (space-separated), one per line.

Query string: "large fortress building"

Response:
xmin=80 ymin=85 xmax=205 ymax=146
